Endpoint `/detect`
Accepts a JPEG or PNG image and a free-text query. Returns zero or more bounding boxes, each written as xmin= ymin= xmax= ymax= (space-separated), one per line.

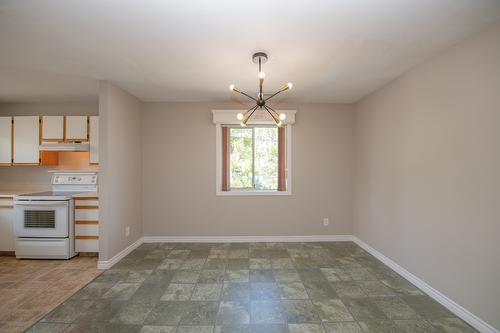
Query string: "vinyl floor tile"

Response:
xmin=20 ymin=242 xmax=479 ymax=333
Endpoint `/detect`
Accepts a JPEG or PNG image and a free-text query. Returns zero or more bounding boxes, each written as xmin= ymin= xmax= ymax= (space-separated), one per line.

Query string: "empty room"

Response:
xmin=0 ymin=1 xmax=499 ymax=332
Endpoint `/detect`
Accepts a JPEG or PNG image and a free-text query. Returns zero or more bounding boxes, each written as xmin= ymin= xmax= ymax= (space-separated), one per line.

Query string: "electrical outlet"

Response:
xmin=125 ymin=226 xmax=130 ymax=237
xmin=323 ymin=218 xmax=329 ymax=226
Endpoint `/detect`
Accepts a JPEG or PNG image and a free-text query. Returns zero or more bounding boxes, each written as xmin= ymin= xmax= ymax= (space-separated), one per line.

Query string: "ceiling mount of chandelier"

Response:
xmin=229 ymin=52 xmax=292 ymax=127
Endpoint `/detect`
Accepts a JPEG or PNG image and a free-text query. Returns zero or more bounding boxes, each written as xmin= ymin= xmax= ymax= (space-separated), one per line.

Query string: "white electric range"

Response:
xmin=14 ymin=172 xmax=98 ymax=259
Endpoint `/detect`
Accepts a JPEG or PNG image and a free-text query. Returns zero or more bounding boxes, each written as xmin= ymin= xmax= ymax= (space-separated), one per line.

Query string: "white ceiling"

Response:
xmin=1 ymin=0 xmax=499 ymax=103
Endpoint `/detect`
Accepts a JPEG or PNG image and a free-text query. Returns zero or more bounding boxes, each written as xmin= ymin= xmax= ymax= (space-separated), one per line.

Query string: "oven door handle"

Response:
xmin=14 ymin=201 xmax=68 ymax=206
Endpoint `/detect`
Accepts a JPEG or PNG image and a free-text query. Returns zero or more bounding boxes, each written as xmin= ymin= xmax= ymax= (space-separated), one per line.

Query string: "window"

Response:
xmin=219 ymin=125 xmax=289 ymax=194
xmin=213 ymin=109 xmax=294 ymax=196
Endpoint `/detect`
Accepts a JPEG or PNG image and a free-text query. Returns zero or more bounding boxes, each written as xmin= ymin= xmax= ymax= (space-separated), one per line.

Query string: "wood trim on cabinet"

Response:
xmin=66 ymin=138 xmax=89 ymax=142
xmin=0 ymin=197 xmax=14 ymax=200
xmin=39 ymin=116 xmax=43 ymax=143
xmin=0 ymin=206 xmax=14 ymax=209
xmin=63 ymin=115 xmax=67 ymax=141
xmin=39 ymin=116 xmax=42 ymax=164
xmin=75 ymin=197 xmax=99 ymax=201
xmin=75 ymin=205 xmax=99 ymax=209
xmin=12 ymin=162 xmax=39 ymax=166
xmin=10 ymin=116 xmax=13 ymax=166
xmin=11 ymin=117 xmax=14 ymax=164
xmin=41 ymin=138 xmax=63 ymax=142
xmin=78 ymin=252 xmax=98 ymax=257
xmin=75 ymin=220 xmax=99 ymax=225
xmin=75 ymin=235 xmax=99 ymax=240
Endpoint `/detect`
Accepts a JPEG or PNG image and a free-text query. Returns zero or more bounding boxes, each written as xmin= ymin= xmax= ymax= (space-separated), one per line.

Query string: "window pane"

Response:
xmin=254 ymin=127 xmax=278 ymax=190
xmin=230 ymin=128 xmax=253 ymax=188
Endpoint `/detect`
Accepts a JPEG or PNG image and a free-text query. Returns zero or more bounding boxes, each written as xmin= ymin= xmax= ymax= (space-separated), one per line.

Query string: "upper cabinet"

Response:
xmin=42 ymin=116 xmax=64 ymax=141
xmin=13 ymin=116 xmax=40 ymax=165
xmin=1 ymin=114 xmax=98 ymax=167
xmin=65 ymin=116 xmax=88 ymax=141
xmin=89 ymin=116 xmax=99 ymax=164
xmin=0 ymin=117 xmax=12 ymax=165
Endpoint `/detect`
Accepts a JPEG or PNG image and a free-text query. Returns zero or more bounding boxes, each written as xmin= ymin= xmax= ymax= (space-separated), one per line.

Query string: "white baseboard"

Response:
xmin=352 ymin=236 xmax=499 ymax=333
xmin=97 ymin=237 xmax=144 ymax=270
xmin=142 ymin=235 xmax=354 ymax=243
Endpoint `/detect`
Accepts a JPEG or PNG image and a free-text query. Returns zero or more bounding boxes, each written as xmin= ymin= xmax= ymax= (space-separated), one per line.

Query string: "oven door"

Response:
xmin=14 ymin=200 xmax=69 ymax=238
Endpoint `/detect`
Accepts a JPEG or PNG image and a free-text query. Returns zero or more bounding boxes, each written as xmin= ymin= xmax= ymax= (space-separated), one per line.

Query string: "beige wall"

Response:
xmin=0 ymin=102 xmax=98 ymax=186
xmin=99 ymin=82 xmax=143 ymax=261
xmin=353 ymin=22 xmax=500 ymax=330
xmin=142 ymin=102 xmax=353 ymax=237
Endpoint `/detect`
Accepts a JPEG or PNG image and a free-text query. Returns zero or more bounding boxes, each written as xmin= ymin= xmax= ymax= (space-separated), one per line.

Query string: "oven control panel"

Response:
xmin=52 ymin=173 xmax=98 ymax=185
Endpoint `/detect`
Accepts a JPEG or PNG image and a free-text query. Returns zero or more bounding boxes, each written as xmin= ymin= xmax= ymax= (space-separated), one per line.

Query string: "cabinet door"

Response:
xmin=0 ymin=198 xmax=15 ymax=251
xmin=42 ymin=116 xmax=64 ymax=140
xmin=13 ymin=116 xmax=40 ymax=165
xmin=89 ymin=116 xmax=99 ymax=164
xmin=65 ymin=116 xmax=88 ymax=141
xmin=0 ymin=117 xmax=12 ymax=165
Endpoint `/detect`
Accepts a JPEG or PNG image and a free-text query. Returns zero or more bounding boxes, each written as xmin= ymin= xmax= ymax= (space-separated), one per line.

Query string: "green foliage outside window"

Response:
xmin=229 ymin=126 xmax=278 ymax=190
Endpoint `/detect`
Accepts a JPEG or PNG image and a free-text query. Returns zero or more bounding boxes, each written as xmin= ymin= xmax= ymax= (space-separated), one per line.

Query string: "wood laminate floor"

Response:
xmin=0 ymin=256 xmax=101 ymax=333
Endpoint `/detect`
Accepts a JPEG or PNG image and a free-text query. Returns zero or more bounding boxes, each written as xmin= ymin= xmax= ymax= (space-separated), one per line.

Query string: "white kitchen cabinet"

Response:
xmin=13 ymin=116 xmax=40 ymax=165
xmin=75 ymin=208 xmax=99 ymax=221
xmin=75 ymin=197 xmax=99 ymax=253
xmin=65 ymin=116 xmax=88 ymax=141
xmin=89 ymin=116 xmax=99 ymax=164
xmin=75 ymin=238 xmax=98 ymax=253
xmin=42 ymin=116 xmax=64 ymax=140
xmin=0 ymin=117 xmax=12 ymax=165
xmin=0 ymin=197 xmax=15 ymax=251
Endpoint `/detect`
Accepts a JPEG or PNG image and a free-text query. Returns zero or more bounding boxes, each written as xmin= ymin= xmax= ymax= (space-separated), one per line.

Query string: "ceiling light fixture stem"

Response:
xmin=264 ymin=89 xmax=284 ymax=102
xmin=264 ymin=105 xmax=280 ymax=125
xmin=258 ymin=57 xmax=263 ymax=98
xmin=234 ymin=88 xmax=258 ymax=102
xmin=243 ymin=106 xmax=259 ymax=125
xmin=244 ymin=105 xmax=258 ymax=117
xmin=265 ymin=105 xmax=280 ymax=117
xmin=244 ymin=105 xmax=259 ymax=116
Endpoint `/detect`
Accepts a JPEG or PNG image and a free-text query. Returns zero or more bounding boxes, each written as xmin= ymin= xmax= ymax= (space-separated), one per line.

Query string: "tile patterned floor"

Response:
xmin=0 ymin=256 xmax=101 ymax=333
xmin=28 ymin=242 xmax=478 ymax=333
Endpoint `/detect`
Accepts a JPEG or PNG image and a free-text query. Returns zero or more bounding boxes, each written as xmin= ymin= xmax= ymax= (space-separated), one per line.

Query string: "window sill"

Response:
xmin=216 ymin=190 xmax=291 ymax=196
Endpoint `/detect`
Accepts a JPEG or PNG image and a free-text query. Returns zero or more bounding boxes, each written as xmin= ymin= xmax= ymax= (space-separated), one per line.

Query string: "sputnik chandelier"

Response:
xmin=229 ymin=52 xmax=292 ymax=127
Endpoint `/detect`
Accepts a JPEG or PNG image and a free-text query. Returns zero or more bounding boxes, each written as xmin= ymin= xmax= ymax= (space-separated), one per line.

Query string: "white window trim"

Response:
xmin=213 ymin=109 xmax=295 ymax=196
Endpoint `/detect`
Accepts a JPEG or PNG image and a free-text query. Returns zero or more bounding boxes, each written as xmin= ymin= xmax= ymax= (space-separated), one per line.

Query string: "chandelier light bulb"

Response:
xmin=258 ymin=71 xmax=266 ymax=79
xmin=287 ymin=82 xmax=293 ymax=89
xmin=236 ymin=113 xmax=244 ymax=120
xmin=277 ymin=121 xmax=282 ymax=127
xmin=240 ymin=121 xmax=246 ymax=127
xmin=279 ymin=113 xmax=286 ymax=120
xmin=229 ymin=84 xmax=235 ymax=91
